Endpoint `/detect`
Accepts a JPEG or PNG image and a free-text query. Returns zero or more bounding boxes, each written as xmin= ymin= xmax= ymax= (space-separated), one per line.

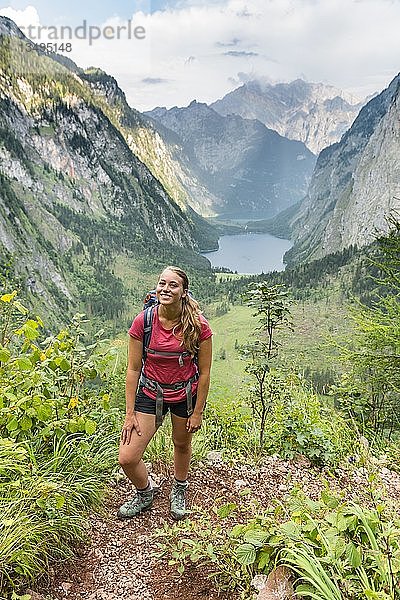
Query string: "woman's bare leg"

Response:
xmin=171 ymin=413 xmax=193 ymax=481
xmin=118 ymin=412 xmax=157 ymax=489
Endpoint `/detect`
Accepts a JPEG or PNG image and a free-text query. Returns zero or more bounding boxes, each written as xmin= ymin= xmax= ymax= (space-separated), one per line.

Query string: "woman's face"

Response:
xmin=156 ymin=269 xmax=187 ymax=307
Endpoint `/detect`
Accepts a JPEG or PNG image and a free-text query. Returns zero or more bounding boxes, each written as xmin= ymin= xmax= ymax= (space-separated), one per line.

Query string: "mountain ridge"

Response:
xmin=145 ymin=101 xmax=315 ymax=218
xmin=210 ymin=78 xmax=364 ymax=154
xmin=285 ymin=72 xmax=400 ymax=264
xmin=0 ymin=19 xmax=215 ymax=324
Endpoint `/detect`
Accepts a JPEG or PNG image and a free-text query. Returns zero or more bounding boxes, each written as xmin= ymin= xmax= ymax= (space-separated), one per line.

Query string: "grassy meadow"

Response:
xmin=208 ymin=288 xmax=353 ymax=402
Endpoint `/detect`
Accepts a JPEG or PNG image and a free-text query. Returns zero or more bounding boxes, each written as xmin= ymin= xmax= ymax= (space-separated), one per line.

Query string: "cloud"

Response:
xmin=223 ymin=50 xmax=258 ymax=57
xmin=228 ymin=71 xmax=274 ymax=87
xmin=142 ymin=77 xmax=169 ymax=84
xmin=216 ymin=37 xmax=241 ymax=47
xmin=2 ymin=0 xmax=400 ymax=112
xmin=0 ymin=5 xmax=40 ymax=28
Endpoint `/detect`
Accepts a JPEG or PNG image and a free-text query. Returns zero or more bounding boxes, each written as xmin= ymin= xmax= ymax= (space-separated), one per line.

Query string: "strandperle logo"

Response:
xmin=18 ymin=19 xmax=146 ymax=46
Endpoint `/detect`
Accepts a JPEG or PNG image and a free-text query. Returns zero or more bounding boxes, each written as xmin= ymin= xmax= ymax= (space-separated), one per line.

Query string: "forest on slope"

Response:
xmin=1 ymin=15 xmax=400 ymax=600
xmin=1 ymin=221 xmax=400 ymax=600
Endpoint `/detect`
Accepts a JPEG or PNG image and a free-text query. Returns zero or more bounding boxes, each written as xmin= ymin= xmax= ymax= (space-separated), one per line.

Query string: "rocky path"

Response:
xmin=31 ymin=457 xmax=400 ymax=600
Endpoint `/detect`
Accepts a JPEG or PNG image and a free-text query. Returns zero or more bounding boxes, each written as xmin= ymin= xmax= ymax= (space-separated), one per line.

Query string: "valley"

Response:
xmin=0 ymin=12 xmax=400 ymax=600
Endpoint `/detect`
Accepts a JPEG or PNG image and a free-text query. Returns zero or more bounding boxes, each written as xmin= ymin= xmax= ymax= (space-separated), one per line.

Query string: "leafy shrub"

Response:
xmin=156 ymin=485 xmax=400 ymax=599
xmin=0 ymin=291 xmax=118 ymax=444
xmin=262 ymin=373 xmax=354 ymax=465
xmin=0 ymin=290 xmax=121 ymax=595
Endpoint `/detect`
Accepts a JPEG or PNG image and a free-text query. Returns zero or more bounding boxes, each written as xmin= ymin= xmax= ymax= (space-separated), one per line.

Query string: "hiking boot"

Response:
xmin=117 ymin=487 xmax=154 ymax=519
xmin=170 ymin=480 xmax=188 ymax=521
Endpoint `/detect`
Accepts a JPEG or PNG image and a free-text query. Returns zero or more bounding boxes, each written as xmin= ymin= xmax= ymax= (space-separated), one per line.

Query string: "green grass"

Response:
xmin=208 ymin=304 xmax=253 ymax=402
xmin=277 ymin=291 xmax=354 ymax=375
xmin=109 ymin=291 xmax=355 ymax=410
xmin=209 ymin=291 xmax=354 ymax=402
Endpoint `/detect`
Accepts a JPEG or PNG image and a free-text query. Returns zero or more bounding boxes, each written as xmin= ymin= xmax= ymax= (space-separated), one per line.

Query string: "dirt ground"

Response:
xmin=32 ymin=456 xmax=400 ymax=600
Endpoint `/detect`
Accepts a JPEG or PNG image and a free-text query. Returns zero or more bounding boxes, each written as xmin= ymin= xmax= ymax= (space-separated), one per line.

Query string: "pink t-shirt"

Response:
xmin=128 ymin=307 xmax=212 ymax=403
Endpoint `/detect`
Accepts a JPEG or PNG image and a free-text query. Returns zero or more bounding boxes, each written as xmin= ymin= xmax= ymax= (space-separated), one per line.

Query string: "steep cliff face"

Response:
xmin=286 ymin=74 xmax=400 ymax=264
xmin=146 ymin=101 xmax=315 ymax=218
xmin=0 ymin=19 xmax=211 ymax=320
xmin=80 ymin=68 xmax=221 ymax=218
xmin=211 ymin=79 xmax=363 ymax=154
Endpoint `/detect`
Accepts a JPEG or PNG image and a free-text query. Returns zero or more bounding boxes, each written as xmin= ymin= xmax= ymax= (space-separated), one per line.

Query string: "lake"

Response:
xmin=202 ymin=232 xmax=292 ymax=274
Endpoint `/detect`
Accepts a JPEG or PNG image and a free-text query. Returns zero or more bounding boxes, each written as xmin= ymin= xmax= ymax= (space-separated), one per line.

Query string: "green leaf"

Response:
xmin=230 ymin=524 xmax=245 ymax=538
xmin=243 ymin=529 xmax=269 ymax=547
xmin=16 ymin=357 xmax=32 ymax=371
xmin=55 ymin=427 xmax=65 ymax=439
xmin=24 ymin=325 xmax=39 ymax=340
xmin=77 ymin=416 xmax=86 ymax=431
xmin=36 ymin=497 xmax=46 ymax=509
xmin=11 ymin=592 xmax=32 ymax=600
xmin=84 ymin=367 xmax=98 ymax=379
xmin=59 ymin=358 xmax=71 ymax=372
xmin=325 ymin=511 xmax=348 ymax=532
xmin=279 ymin=520 xmax=301 ymax=538
xmin=345 ymin=542 xmax=362 ymax=568
xmin=85 ymin=419 xmax=97 ymax=435
xmin=321 ymin=490 xmax=340 ymax=509
xmin=217 ymin=502 xmax=237 ymax=518
xmin=55 ymin=494 xmax=65 ymax=509
xmin=364 ymin=591 xmax=389 ymax=600
xmin=257 ymin=549 xmax=271 ymax=570
xmin=36 ymin=403 xmax=52 ymax=421
xmin=235 ymin=543 xmax=256 ymax=566
xmin=6 ymin=417 xmax=19 ymax=432
xmin=0 ymin=346 xmax=11 ymax=362
xmin=20 ymin=415 xmax=33 ymax=431
xmin=67 ymin=420 xmax=79 ymax=433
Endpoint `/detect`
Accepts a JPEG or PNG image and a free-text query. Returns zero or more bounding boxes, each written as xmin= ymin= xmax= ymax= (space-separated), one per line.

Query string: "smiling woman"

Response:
xmin=118 ymin=265 xmax=213 ymax=521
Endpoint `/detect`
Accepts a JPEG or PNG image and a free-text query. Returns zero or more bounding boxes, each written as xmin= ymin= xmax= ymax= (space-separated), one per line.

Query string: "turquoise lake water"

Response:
xmin=202 ymin=232 xmax=292 ymax=274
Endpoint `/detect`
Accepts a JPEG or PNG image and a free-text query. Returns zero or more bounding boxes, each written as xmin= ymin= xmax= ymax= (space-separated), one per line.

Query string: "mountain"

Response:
xmin=285 ymin=73 xmax=400 ymax=265
xmin=0 ymin=17 xmax=215 ymax=324
xmin=79 ymin=68 xmax=222 ymax=219
xmin=211 ymin=79 xmax=364 ymax=154
xmin=146 ymin=101 xmax=316 ymax=218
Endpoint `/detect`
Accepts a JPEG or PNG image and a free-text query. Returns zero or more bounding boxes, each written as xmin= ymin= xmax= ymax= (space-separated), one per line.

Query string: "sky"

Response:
xmin=1 ymin=0 xmax=400 ymax=112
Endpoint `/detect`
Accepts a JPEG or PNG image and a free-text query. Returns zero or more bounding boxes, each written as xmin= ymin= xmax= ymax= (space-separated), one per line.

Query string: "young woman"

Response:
xmin=118 ymin=266 xmax=213 ymax=520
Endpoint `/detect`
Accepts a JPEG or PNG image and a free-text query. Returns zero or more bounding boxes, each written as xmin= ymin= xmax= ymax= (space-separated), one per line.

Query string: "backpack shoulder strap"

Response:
xmin=143 ymin=305 xmax=156 ymax=360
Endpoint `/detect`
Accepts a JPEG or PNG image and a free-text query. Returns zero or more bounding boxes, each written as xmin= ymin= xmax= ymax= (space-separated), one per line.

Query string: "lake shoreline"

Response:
xmin=201 ymin=231 xmax=293 ymax=274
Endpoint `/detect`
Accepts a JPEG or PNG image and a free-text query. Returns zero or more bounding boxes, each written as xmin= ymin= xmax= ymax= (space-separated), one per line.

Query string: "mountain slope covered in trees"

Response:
xmin=285 ymin=73 xmax=400 ymax=264
xmin=146 ymin=101 xmax=316 ymax=218
xmin=0 ymin=17 xmax=217 ymax=325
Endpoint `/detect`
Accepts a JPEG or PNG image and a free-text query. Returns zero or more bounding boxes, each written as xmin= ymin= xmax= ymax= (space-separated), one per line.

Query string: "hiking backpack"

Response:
xmin=139 ymin=289 xmax=198 ymax=427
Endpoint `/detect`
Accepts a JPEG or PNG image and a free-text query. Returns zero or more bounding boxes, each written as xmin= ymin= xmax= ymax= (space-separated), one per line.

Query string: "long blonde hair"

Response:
xmin=161 ymin=266 xmax=202 ymax=355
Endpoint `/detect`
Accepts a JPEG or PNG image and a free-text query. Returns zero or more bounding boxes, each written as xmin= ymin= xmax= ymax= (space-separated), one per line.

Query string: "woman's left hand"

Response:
xmin=186 ymin=412 xmax=203 ymax=433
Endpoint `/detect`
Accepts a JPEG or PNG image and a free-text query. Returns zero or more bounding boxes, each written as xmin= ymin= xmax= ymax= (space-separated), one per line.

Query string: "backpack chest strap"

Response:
xmin=144 ymin=346 xmax=191 ymax=367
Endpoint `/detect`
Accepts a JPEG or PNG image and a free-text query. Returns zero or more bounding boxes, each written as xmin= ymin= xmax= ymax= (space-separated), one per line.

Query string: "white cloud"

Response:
xmin=1 ymin=0 xmax=400 ymax=111
xmin=0 ymin=5 xmax=40 ymax=28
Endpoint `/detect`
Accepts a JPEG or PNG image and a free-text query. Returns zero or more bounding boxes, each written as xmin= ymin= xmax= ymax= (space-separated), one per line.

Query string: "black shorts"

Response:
xmin=135 ymin=388 xmax=197 ymax=419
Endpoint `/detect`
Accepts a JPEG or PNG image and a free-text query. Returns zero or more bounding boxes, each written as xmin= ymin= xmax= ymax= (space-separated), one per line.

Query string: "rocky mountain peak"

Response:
xmin=0 ymin=15 xmax=26 ymax=39
xmin=81 ymin=67 xmax=127 ymax=105
xmin=211 ymin=78 xmax=364 ymax=154
xmin=286 ymin=72 xmax=400 ymax=264
xmin=145 ymin=100 xmax=315 ymax=219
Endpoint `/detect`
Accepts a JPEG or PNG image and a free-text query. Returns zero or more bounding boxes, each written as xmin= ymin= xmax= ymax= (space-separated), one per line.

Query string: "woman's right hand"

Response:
xmin=120 ymin=413 xmax=142 ymax=445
